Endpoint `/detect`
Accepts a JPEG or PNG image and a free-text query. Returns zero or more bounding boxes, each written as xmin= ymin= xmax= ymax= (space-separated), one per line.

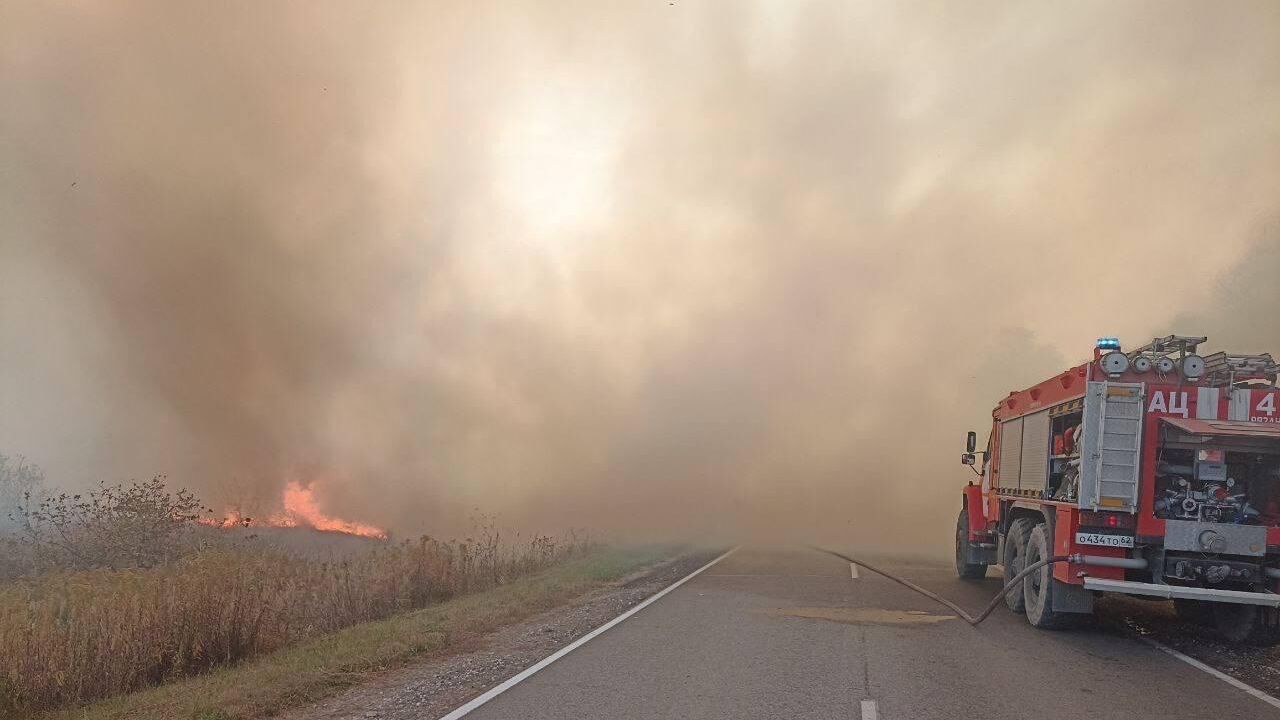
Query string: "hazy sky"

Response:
xmin=2 ymin=1 xmax=1278 ymax=550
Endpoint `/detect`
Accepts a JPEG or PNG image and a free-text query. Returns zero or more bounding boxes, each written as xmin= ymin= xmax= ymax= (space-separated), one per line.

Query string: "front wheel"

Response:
xmin=955 ymin=509 xmax=988 ymax=579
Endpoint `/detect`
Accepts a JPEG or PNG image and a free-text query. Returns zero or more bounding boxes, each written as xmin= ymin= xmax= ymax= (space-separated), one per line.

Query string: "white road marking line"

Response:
xmin=437 ymin=547 xmax=740 ymax=720
xmin=850 ymin=562 xmax=859 ymax=579
xmin=860 ymin=699 xmax=878 ymax=720
xmin=709 ymin=573 xmax=834 ymax=578
xmin=1141 ymin=638 xmax=1280 ymax=711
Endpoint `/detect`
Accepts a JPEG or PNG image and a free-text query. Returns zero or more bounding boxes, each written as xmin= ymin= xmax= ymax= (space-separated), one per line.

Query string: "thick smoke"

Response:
xmin=1165 ymin=225 xmax=1280 ymax=353
xmin=2 ymin=1 xmax=1278 ymax=552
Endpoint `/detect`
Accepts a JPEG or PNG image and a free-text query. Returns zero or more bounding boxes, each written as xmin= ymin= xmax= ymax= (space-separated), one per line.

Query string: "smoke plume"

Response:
xmin=2 ymin=1 xmax=1278 ymax=552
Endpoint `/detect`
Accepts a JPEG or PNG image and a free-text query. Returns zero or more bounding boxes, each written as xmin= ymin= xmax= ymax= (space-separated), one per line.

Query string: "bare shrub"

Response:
xmin=15 ymin=476 xmax=207 ymax=572
xmin=0 ymin=455 xmax=44 ymax=529
xmin=0 ymin=456 xmax=46 ymax=579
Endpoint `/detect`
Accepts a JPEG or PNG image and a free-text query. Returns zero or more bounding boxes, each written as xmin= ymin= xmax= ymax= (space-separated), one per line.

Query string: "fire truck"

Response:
xmin=955 ymin=335 xmax=1280 ymax=643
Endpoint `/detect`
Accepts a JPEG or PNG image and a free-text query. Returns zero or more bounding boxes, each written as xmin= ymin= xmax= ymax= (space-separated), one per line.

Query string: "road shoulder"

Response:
xmin=42 ymin=545 xmax=705 ymax=720
xmin=274 ymin=548 xmax=723 ymax=720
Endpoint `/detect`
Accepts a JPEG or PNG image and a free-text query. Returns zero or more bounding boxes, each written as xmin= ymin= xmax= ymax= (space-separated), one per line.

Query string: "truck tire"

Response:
xmin=1173 ymin=599 xmax=1213 ymax=626
xmin=1003 ymin=518 xmax=1034 ymax=613
xmin=955 ymin=509 xmax=988 ymax=579
xmin=1022 ymin=522 xmax=1071 ymax=629
xmin=1213 ymin=604 xmax=1280 ymax=646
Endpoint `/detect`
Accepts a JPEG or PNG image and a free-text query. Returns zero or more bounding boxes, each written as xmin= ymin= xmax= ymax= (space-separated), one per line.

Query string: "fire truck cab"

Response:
xmin=955 ymin=335 xmax=1280 ymax=643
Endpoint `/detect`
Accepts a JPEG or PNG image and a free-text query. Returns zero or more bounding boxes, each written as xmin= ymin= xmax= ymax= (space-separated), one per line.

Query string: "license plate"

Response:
xmin=1076 ymin=532 xmax=1135 ymax=548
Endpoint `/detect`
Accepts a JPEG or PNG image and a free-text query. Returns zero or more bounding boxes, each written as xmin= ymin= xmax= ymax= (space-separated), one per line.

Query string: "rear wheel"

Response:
xmin=1173 ymin=599 xmax=1213 ymax=626
xmin=1213 ymin=604 xmax=1280 ymax=646
xmin=1003 ymin=518 xmax=1034 ymax=613
xmin=1023 ymin=522 xmax=1072 ymax=629
xmin=955 ymin=509 xmax=988 ymax=579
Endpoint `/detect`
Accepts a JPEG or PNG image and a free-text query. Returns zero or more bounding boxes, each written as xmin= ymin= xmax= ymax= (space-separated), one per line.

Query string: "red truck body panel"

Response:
xmin=971 ymin=343 xmax=1280 ymax=589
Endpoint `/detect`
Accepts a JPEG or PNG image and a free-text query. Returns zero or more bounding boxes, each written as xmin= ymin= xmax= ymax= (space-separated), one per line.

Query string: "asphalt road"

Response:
xmin=459 ymin=546 xmax=1277 ymax=719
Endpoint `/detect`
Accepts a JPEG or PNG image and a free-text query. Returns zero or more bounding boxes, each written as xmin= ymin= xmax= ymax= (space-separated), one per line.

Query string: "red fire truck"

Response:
xmin=955 ymin=335 xmax=1280 ymax=643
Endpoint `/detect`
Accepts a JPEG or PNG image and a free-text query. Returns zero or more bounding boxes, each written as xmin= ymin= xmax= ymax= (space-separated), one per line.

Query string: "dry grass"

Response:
xmin=38 ymin=544 xmax=677 ymax=720
xmin=0 ymin=531 xmax=592 ymax=718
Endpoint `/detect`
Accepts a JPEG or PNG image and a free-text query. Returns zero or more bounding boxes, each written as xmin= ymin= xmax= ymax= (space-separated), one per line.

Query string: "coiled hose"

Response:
xmin=809 ymin=546 xmax=1071 ymax=626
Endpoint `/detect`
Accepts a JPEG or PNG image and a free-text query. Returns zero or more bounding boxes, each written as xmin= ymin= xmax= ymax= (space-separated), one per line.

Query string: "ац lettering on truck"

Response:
xmin=955 ymin=335 xmax=1280 ymax=643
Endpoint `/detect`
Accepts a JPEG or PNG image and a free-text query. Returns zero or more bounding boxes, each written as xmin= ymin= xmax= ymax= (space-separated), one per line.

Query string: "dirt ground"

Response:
xmin=274 ymin=550 xmax=723 ymax=720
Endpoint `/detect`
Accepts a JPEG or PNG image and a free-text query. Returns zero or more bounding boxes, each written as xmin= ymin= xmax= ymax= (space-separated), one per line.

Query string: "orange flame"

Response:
xmin=201 ymin=480 xmax=386 ymax=539
xmin=200 ymin=508 xmax=249 ymax=529
xmin=274 ymin=481 xmax=386 ymax=539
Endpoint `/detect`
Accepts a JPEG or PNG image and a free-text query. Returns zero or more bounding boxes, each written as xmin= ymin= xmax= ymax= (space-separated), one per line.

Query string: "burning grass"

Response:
xmin=0 ymin=530 xmax=594 ymax=718
xmin=199 ymin=481 xmax=387 ymax=539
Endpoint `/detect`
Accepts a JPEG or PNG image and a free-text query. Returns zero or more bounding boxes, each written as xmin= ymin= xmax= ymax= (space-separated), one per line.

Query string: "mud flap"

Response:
xmin=1052 ymin=578 xmax=1095 ymax=614
xmin=971 ymin=544 xmax=997 ymax=564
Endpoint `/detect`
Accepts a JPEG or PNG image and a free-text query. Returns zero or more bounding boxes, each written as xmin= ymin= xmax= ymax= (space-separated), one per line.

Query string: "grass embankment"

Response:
xmin=34 ymin=544 xmax=675 ymax=720
xmin=5 ymin=533 xmax=583 ymax=715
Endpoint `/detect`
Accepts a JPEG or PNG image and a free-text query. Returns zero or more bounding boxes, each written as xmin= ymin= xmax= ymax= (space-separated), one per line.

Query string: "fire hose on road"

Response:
xmin=807 ymin=546 xmax=1141 ymax=626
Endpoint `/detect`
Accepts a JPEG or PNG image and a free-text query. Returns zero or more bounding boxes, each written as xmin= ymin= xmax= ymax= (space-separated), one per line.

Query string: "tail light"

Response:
xmin=1080 ymin=510 xmax=1135 ymax=530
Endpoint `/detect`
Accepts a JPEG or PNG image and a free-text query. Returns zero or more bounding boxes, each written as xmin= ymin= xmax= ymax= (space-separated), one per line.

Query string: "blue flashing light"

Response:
xmin=1096 ymin=337 xmax=1122 ymax=351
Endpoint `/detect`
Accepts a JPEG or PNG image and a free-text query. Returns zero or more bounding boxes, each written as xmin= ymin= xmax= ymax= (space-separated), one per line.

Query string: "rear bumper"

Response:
xmin=1082 ymin=577 xmax=1280 ymax=607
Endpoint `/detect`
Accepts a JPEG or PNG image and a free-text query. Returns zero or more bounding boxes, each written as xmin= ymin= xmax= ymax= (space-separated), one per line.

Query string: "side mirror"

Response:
xmin=961 ymin=453 xmax=976 ymax=466
xmin=966 ymin=431 xmax=977 ymax=453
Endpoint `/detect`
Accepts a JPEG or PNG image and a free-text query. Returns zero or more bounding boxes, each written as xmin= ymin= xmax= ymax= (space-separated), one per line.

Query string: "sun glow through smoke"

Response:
xmin=493 ymin=79 xmax=623 ymax=237
xmin=3 ymin=1 xmax=1278 ymax=551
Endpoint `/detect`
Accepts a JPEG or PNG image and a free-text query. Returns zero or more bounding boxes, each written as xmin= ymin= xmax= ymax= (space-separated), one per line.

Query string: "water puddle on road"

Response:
xmin=763 ymin=607 xmax=956 ymax=627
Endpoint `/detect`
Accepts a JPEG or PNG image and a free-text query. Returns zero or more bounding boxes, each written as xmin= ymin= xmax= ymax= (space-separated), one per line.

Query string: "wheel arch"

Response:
xmin=998 ymin=501 xmax=1055 ymax=560
xmin=1003 ymin=501 xmax=1054 ymax=533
